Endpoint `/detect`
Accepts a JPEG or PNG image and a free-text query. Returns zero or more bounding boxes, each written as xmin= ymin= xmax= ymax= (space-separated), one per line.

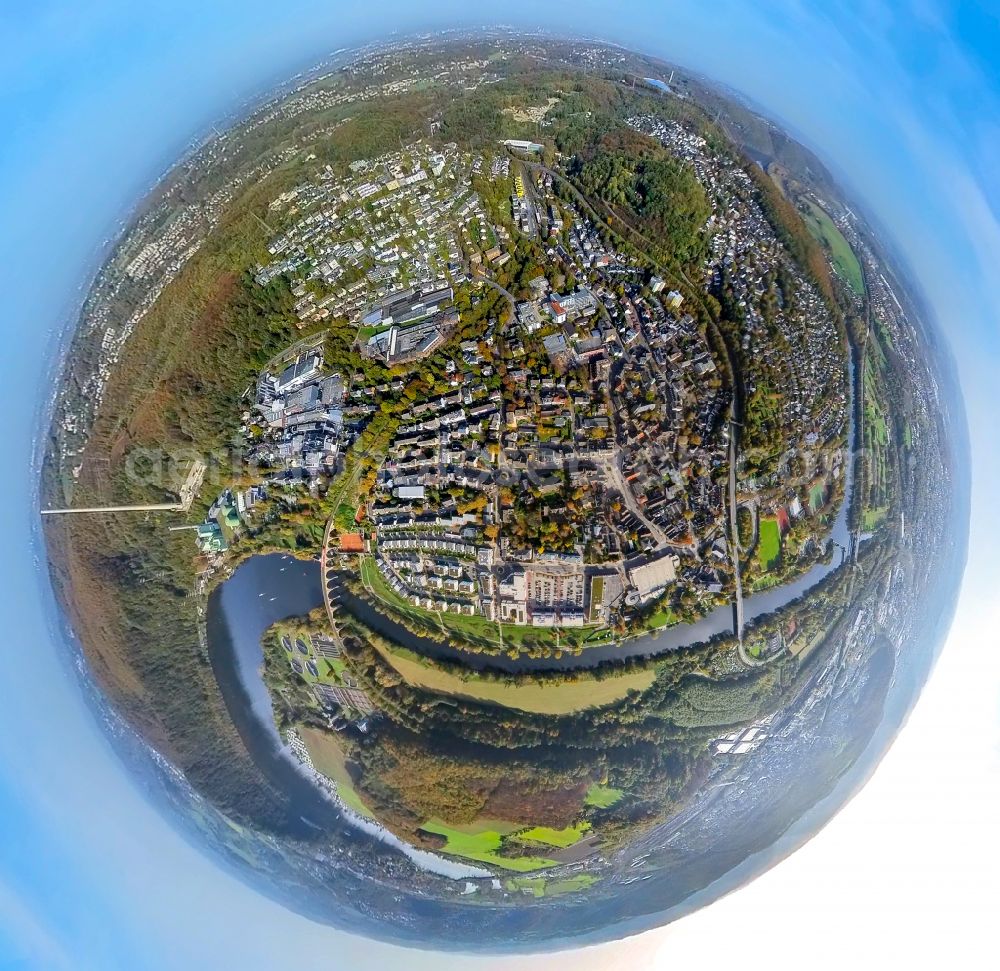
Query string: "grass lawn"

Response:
xmin=419 ymin=820 xmax=557 ymax=872
xmin=505 ymin=874 xmax=598 ymax=897
xmin=516 ymin=822 xmax=591 ymax=848
xmin=426 ymin=817 xmax=523 ymax=837
xmin=865 ymin=401 xmax=889 ymax=447
xmin=803 ymin=200 xmax=864 ymax=294
xmin=299 ymin=727 xmax=373 ymax=818
xmin=372 ymin=641 xmax=655 ymax=715
xmin=642 ymin=604 xmax=678 ymax=629
xmin=789 ymin=629 xmax=827 ymax=659
xmin=749 ymin=573 xmax=781 ymax=592
xmin=333 ymin=501 xmax=358 ymax=531
xmin=584 ymin=784 xmax=624 ymax=809
xmin=864 ymin=356 xmax=890 ymax=446
xmin=863 ymin=506 xmax=888 ymax=531
xmin=356 ymin=324 xmax=386 ymax=342
xmin=757 ymin=517 xmax=781 ymax=572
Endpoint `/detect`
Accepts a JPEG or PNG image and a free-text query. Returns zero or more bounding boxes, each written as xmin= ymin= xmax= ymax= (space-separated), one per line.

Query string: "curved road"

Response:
xmin=472 ymin=268 xmax=518 ymax=317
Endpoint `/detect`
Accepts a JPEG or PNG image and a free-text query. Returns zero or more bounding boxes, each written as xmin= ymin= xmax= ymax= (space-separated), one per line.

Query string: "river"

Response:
xmin=206 ymin=553 xmax=343 ymax=836
xmin=206 ymin=551 xmax=497 ymax=879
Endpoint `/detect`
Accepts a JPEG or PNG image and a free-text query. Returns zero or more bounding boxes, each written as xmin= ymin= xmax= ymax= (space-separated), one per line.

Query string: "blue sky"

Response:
xmin=1 ymin=3 xmax=998 ymax=969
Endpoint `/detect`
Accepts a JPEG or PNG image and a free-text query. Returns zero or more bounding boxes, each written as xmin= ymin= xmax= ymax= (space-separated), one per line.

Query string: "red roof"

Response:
xmin=776 ymin=507 xmax=791 ymax=534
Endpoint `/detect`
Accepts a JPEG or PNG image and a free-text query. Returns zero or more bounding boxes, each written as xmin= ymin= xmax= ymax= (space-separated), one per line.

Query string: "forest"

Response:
xmin=571 ymin=128 xmax=711 ymax=269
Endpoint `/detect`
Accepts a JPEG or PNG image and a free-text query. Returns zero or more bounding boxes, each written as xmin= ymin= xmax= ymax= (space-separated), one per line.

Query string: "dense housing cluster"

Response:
xmin=254 ymin=145 xmax=484 ymax=325
xmin=632 ymin=116 xmax=848 ymax=454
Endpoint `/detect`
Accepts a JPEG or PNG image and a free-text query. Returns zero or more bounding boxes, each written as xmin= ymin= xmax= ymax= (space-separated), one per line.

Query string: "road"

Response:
xmin=727 ymin=418 xmax=747 ymax=650
xmin=516 ymin=155 xmax=757 ymax=653
xmin=517 ymin=155 xmax=741 ymax=413
xmin=319 ymin=424 xmax=396 ymax=640
xmin=507 ymin=156 xmax=748 ymax=573
xmin=262 ymin=330 xmax=326 ymax=376
xmin=596 ymin=451 xmax=668 ymax=547
xmin=472 ymin=268 xmax=517 ymax=317
xmin=474 ymin=248 xmax=670 ymax=553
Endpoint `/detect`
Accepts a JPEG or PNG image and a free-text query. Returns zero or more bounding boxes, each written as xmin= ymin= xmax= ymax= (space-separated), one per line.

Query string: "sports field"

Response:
xmin=809 ymin=481 xmax=827 ymax=513
xmin=757 ymin=517 xmax=781 ymax=572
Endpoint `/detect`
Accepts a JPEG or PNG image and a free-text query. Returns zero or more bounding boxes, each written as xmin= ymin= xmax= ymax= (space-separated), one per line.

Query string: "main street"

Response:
xmin=596 ymin=450 xmax=669 ymax=547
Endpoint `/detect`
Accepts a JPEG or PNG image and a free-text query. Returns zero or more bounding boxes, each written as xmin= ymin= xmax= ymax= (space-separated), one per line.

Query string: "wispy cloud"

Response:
xmin=0 ymin=876 xmax=75 ymax=971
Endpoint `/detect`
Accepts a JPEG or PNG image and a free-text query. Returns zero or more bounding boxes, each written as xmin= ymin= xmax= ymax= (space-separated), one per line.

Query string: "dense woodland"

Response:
xmin=571 ymin=128 xmax=711 ymax=268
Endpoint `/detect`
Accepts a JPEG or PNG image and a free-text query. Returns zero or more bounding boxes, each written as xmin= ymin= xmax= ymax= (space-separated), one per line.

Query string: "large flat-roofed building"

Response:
xmin=502 ymin=138 xmax=544 ymax=153
xmin=363 ymin=310 xmax=457 ymax=365
xmin=395 ymin=484 xmax=426 ymax=501
xmin=497 ymin=566 xmax=527 ymax=624
xmin=551 ymin=288 xmax=597 ymax=319
xmin=370 ymin=284 xmax=454 ymax=326
xmin=498 ymin=566 xmax=527 ymax=600
xmin=275 ymin=352 xmax=323 ymax=393
xmin=587 ymin=570 xmax=624 ymax=622
xmin=627 ymin=552 xmax=679 ymax=602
